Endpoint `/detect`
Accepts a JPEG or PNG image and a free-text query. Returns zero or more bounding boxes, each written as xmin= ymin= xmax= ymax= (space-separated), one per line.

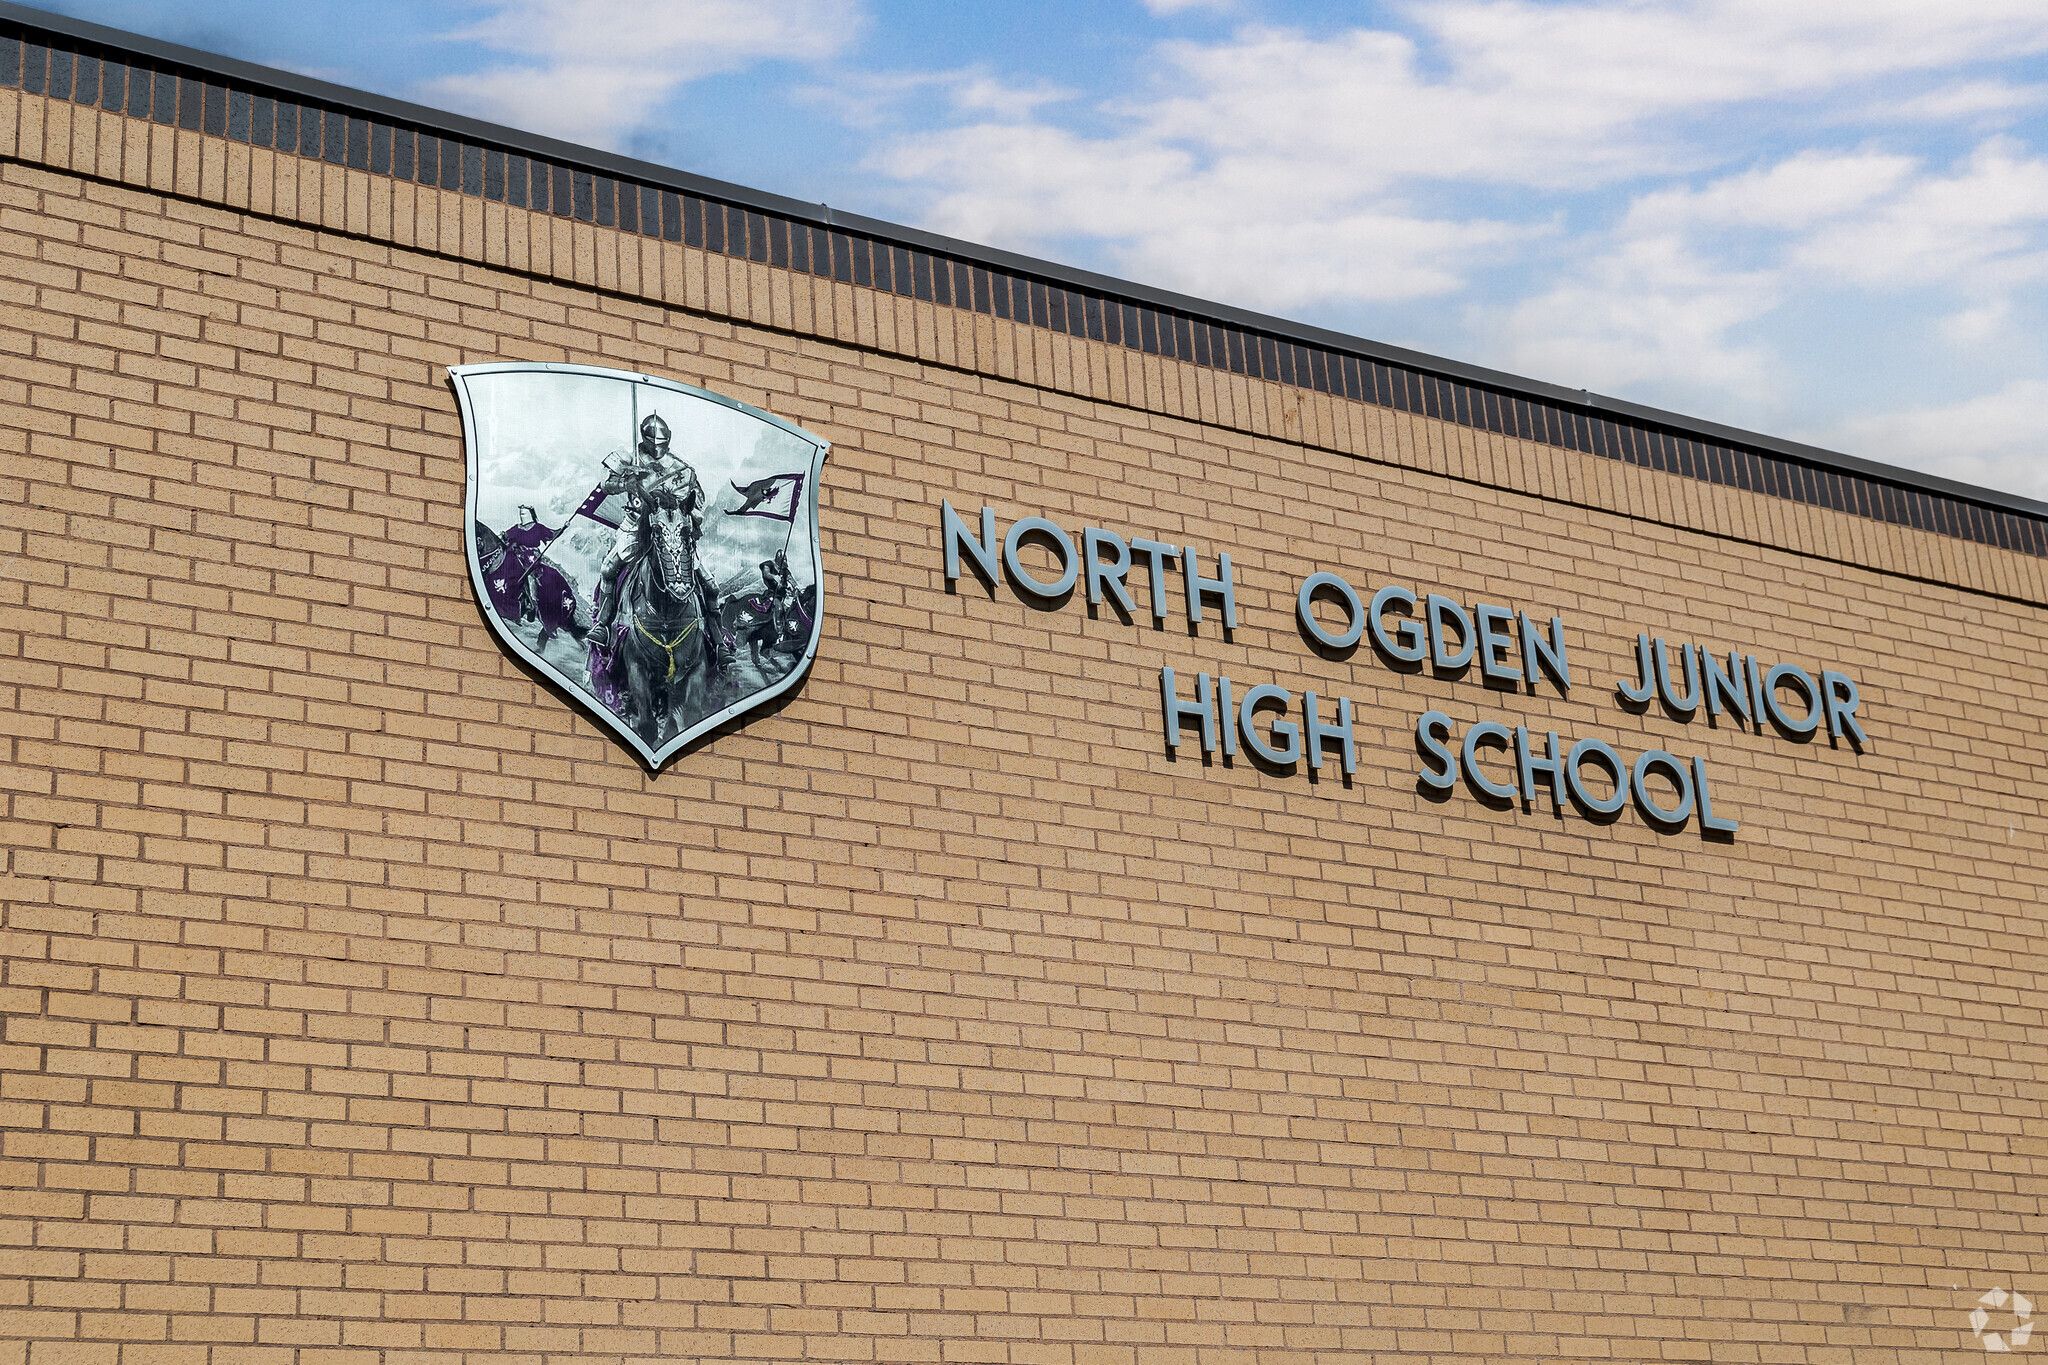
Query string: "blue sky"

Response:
xmin=47 ymin=0 xmax=2048 ymax=500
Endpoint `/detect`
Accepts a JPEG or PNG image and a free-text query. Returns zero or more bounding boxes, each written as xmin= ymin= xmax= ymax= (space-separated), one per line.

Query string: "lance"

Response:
xmin=493 ymin=467 xmax=624 ymax=593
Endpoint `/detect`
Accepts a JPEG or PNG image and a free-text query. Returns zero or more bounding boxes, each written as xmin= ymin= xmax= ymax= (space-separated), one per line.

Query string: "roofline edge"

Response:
xmin=5 ymin=0 xmax=2044 ymax=524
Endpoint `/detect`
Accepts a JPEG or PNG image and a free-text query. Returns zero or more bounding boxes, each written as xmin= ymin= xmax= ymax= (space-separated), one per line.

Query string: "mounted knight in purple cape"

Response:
xmin=476 ymin=507 xmax=584 ymax=648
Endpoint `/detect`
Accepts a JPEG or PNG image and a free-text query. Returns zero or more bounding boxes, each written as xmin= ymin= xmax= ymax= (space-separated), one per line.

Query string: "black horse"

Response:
xmin=593 ymin=498 xmax=725 ymax=748
xmin=722 ymin=583 xmax=816 ymax=676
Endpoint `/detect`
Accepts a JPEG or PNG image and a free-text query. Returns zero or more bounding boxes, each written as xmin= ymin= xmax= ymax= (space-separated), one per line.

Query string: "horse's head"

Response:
xmin=644 ymin=509 xmax=701 ymax=608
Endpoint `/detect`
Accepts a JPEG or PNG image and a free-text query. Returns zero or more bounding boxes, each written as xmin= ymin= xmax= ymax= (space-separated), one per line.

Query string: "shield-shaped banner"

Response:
xmin=450 ymin=362 xmax=830 ymax=770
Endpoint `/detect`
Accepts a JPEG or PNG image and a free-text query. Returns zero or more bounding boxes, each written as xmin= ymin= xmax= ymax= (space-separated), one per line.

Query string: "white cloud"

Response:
xmin=949 ymin=73 xmax=1070 ymax=119
xmin=1622 ymin=150 xmax=1918 ymax=233
xmin=873 ymin=119 xmax=1544 ymax=307
xmin=1789 ymin=138 xmax=2048 ymax=289
xmin=396 ymin=0 xmax=2048 ymax=502
xmin=1938 ymin=299 xmax=2014 ymax=347
xmin=1474 ymin=141 xmax=2048 ymax=439
xmin=425 ymin=0 xmax=861 ymax=148
xmin=1422 ymin=0 xmax=2048 ymax=108
xmin=856 ymin=4 xmax=2048 ymax=320
xmin=1479 ymin=233 xmax=1782 ymax=414
xmin=1118 ymin=2 xmax=2048 ymax=194
xmin=1834 ymin=379 xmax=2048 ymax=500
xmin=1496 ymin=149 xmax=1916 ymax=397
xmin=798 ymin=67 xmax=1071 ymax=131
xmin=1124 ymin=24 xmax=1669 ymax=193
xmin=1860 ymin=78 xmax=2048 ymax=125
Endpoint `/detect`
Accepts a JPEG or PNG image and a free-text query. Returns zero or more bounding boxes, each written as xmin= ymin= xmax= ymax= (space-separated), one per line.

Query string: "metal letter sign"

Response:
xmin=451 ymin=362 xmax=830 ymax=770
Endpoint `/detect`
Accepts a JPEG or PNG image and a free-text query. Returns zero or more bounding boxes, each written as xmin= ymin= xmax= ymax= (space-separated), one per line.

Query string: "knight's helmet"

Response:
xmin=637 ymin=412 xmax=672 ymax=459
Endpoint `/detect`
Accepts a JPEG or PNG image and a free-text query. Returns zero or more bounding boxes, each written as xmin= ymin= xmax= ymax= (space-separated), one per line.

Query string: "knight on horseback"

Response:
xmin=760 ymin=549 xmax=796 ymax=646
xmin=590 ymin=413 xmax=723 ymax=643
xmin=478 ymin=506 xmax=584 ymax=650
xmin=585 ymin=411 xmax=732 ymax=745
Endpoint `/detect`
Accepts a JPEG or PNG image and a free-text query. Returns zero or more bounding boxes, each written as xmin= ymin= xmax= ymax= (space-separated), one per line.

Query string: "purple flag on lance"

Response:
xmin=574 ymin=480 xmax=624 ymax=529
xmin=726 ymin=472 xmax=805 ymax=523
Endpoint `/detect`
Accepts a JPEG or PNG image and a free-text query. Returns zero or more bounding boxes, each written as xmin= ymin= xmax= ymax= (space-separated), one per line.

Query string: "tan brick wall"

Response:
xmin=3 ymin=88 xmax=2048 ymax=1365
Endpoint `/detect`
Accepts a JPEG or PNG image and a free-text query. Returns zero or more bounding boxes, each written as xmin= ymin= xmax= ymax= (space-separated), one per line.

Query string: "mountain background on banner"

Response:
xmin=464 ymin=370 xmax=819 ymax=621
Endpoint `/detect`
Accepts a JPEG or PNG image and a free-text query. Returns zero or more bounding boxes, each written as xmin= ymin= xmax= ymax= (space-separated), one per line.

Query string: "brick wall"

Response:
xmin=3 ymin=61 xmax=2047 ymax=1365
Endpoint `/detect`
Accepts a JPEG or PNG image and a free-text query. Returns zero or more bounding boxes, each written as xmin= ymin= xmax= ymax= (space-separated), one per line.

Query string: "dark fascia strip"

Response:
xmin=3 ymin=5 xmax=2045 ymax=562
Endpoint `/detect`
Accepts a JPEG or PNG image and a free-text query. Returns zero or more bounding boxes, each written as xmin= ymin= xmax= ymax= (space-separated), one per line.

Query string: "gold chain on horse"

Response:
xmin=632 ymin=617 xmax=698 ymax=679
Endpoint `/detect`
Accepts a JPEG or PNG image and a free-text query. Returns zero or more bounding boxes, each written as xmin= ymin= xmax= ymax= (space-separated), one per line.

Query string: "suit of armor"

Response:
xmin=503 ymin=511 xmax=557 ymax=621
xmin=761 ymin=550 xmax=796 ymax=642
xmin=592 ymin=413 xmax=722 ymax=639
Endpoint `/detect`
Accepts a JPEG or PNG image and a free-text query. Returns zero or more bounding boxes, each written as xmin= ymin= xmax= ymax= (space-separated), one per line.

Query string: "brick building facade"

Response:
xmin=3 ymin=8 xmax=2046 ymax=1362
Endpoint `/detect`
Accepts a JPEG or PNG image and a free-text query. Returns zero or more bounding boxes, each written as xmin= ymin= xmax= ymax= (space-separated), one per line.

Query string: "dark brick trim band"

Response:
xmin=4 ymin=10 xmax=2045 ymax=560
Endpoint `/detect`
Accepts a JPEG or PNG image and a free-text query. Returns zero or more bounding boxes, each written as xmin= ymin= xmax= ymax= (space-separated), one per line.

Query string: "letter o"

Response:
xmin=1763 ymin=663 xmax=1820 ymax=737
xmin=1002 ymin=516 xmax=1078 ymax=599
xmin=1297 ymin=572 xmax=1365 ymax=650
xmin=1565 ymin=738 xmax=1630 ymax=816
xmin=1631 ymin=749 xmax=1695 ymax=828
